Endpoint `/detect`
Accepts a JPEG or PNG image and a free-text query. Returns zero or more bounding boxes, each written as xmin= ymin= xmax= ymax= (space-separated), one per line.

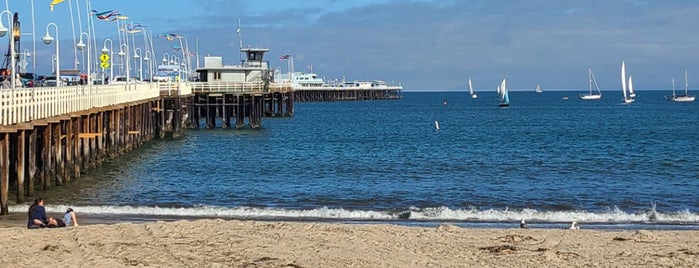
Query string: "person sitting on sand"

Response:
xmin=63 ymin=208 xmax=79 ymax=227
xmin=27 ymin=198 xmax=47 ymax=229
xmin=46 ymin=217 xmax=66 ymax=228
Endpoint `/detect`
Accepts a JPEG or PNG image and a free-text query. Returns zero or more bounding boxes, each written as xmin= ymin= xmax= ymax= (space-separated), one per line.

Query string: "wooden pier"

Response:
xmin=293 ymin=87 xmax=402 ymax=102
xmin=0 ymin=81 xmax=292 ymax=214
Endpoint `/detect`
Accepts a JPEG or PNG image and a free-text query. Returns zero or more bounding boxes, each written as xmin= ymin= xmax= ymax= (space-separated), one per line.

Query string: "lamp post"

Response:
xmin=0 ymin=10 xmax=16 ymax=89
xmin=42 ymin=22 xmax=59 ymax=87
xmin=162 ymin=52 xmax=170 ymax=66
xmin=76 ymin=31 xmax=90 ymax=85
xmin=134 ymin=47 xmax=142 ymax=81
xmin=119 ymin=43 xmax=130 ymax=83
xmin=143 ymin=50 xmax=151 ymax=82
xmin=102 ymin=38 xmax=113 ymax=83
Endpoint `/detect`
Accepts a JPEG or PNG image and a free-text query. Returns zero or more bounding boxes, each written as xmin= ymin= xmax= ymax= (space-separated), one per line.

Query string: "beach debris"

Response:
xmin=42 ymin=244 xmax=60 ymax=251
xmin=497 ymin=234 xmax=537 ymax=243
xmin=568 ymin=221 xmax=580 ymax=230
xmin=479 ymin=244 xmax=517 ymax=254
xmin=520 ymin=218 xmax=528 ymax=229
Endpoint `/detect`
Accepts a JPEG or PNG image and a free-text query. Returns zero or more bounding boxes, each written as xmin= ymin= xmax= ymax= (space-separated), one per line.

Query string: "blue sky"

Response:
xmin=7 ymin=0 xmax=699 ymax=91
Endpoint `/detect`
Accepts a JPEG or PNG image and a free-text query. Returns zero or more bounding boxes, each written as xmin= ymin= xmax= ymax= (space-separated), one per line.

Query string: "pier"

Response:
xmin=0 ymin=79 xmax=292 ymax=214
xmin=293 ymin=86 xmax=402 ymax=102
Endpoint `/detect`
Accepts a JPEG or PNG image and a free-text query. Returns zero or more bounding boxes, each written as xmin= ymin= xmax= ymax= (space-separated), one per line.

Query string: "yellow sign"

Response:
xmin=100 ymin=54 xmax=110 ymax=62
xmin=100 ymin=62 xmax=110 ymax=69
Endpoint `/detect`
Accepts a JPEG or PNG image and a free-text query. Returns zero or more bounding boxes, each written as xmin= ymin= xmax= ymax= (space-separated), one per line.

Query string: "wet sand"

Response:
xmin=0 ymin=216 xmax=698 ymax=267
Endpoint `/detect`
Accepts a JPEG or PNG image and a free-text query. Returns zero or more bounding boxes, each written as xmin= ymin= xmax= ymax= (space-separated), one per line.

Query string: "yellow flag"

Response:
xmin=50 ymin=0 xmax=65 ymax=12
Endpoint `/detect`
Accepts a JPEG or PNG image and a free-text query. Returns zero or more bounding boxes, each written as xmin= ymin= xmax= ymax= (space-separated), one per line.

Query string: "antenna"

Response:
xmin=237 ymin=18 xmax=243 ymax=64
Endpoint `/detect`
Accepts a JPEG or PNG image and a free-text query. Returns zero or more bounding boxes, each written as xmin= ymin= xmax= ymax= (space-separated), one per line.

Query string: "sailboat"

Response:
xmin=497 ymin=77 xmax=509 ymax=107
xmin=621 ymin=61 xmax=635 ymax=104
xmin=667 ymin=70 xmax=696 ymax=102
xmin=535 ymin=84 xmax=542 ymax=93
xmin=468 ymin=77 xmax=477 ymax=99
xmin=579 ymin=68 xmax=602 ymax=100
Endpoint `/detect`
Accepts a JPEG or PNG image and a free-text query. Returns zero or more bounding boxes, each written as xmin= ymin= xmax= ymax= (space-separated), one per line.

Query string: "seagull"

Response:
xmin=569 ymin=221 xmax=580 ymax=230
xmin=520 ymin=219 xmax=528 ymax=229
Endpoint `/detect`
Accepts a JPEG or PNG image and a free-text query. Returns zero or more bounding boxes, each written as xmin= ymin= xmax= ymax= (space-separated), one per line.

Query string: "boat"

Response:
xmin=277 ymin=71 xmax=402 ymax=91
xmin=579 ymin=68 xmax=602 ymax=100
xmin=497 ymin=77 xmax=509 ymax=107
xmin=667 ymin=70 xmax=696 ymax=102
xmin=535 ymin=84 xmax=542 ymax=93
xmin=621 ymin=61 xmax=635 ymax=104
xmin=468 ymin=77 xmax=477 ymax=99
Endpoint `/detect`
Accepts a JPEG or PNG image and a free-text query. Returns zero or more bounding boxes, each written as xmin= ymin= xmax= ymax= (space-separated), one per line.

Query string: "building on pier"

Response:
xmin=190 ymin=47 xmax=293 ymax=129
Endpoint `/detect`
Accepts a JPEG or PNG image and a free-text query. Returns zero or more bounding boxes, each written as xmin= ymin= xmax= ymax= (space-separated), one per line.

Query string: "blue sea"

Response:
xmin=12 ymin=90 xmax=699 ymax=229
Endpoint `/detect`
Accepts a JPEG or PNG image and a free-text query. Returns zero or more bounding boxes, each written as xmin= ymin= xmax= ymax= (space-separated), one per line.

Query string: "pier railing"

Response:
xmin=0 ymin=82 xmax=191 ymax=126
xmin=190 ymin=81 xmax=267 ymax=94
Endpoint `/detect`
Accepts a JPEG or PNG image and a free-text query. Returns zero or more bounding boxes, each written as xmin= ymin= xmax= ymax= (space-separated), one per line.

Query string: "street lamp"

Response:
xmin=119 ymin=43 xmax=130 ymax=83
xmin=0 ymin=10 xmax=16 ymax=89
xmin=102 ymin=38 xmax=114 ymax=83
xmin=76 ymin=32 xmax=90 ymax=85
xmin=143 ymin=50 xmax=151 ymax=82
xmin=134 ymin=47 xmax=142 ymax=81
xmin=43 ymin=22 xmax=59 ymax=87
xmin=162 ymin=52 xmax=170 ymax=65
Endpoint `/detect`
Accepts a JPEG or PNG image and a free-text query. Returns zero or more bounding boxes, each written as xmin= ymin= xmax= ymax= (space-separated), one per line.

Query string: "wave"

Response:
xmin=9 ymin=204 xmax=699 ymax=225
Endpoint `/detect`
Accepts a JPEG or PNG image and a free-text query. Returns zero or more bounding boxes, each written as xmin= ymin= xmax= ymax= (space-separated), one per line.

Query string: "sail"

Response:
xmin=468 ymin=78 xmax=474 ymax=95
xmin=628 ymin=75 xmax=634 ymax=96
xmin=621 ymin=61 xmax=628 ymax=100
xmin=536 ymin=84 xmax=542 ymax=93
xmin=499 ymin=77 xmax=508 ymax=104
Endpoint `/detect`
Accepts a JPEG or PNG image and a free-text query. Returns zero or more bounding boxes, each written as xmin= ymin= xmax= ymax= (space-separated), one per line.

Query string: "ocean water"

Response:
xmin=13 ymin=90 xmax=699 ymax=229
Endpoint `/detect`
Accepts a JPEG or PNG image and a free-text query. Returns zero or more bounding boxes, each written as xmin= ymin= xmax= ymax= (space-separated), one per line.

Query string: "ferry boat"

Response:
xmin=276 ymin=71 xmax=402 ymax=91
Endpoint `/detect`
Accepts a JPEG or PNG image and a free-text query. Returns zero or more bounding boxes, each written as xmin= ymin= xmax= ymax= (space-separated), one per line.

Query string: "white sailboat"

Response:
xmin=621 ymin=61 xmax=635 ymax=104
xmin=667 ymin=70 xmax=696 ymax=102
xmin=579 ymin=68 xmax=602 ymax=100
xmin=468 ymin=77 xmax=477 ymax=99
xmin=497 ymin=77 xmax=509 ymax=107
xmin=535 ymin=84 xmax=542 ymax=93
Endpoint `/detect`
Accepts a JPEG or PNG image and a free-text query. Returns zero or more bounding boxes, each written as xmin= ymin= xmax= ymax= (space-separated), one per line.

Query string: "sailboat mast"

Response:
xmin=672 ymin=78 xmax=676 ymax=97
xmin=588 ymin=68 xmax=593 ymax=94
xmin=685 ymin=69 xmax=689 ymax=95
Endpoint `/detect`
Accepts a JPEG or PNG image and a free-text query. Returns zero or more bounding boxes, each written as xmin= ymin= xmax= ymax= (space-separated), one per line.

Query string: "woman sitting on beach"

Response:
xmin=46 ymin=208 xmax=79 ymax=228
xmin=63 ymin=208 xmax=79 ymax=227
xmin=27 ymin=198 xmax=47 ymax=229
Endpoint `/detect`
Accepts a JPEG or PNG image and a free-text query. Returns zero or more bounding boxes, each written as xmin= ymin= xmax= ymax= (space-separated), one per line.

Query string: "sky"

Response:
xmin=6 ymin=0 xmax=699 ymax=91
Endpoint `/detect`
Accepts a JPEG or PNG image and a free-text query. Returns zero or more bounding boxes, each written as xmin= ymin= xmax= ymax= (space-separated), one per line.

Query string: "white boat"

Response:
xmin=667 ymin=70 xmax=696 ymax=102
xmin=278 ymin=71 xmax=402 ymax=91
xmin=579 ymin=68 xmax=602 ymax=100
xmin=468 ymin=77 xmax=477 ymax=99
xmin=497 ymin=77 xmax=509 ymax=107
xmin=535 ymin=84 xmax=542 ymax=93
xmin=621 ymin=61 xmax=635 ymax=104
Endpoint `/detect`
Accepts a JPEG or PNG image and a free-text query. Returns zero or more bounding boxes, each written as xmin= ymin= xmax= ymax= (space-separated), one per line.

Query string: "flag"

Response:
xmin=50 ymin=0 xmax=65 ymax=12
xmin=91 ymin=10 xmax=119 ymax=21
xmin=279 ymin=54 xmax=290 ymax=60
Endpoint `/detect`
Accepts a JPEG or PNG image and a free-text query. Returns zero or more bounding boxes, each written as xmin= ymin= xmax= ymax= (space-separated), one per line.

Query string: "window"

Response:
xmin=214 ymin=72 xmax=221 ymax=80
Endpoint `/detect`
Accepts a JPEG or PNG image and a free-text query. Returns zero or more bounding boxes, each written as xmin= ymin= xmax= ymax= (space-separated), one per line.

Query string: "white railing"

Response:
xmin=190 ymin=81 xmax=268 ymax=94
xmin=0 ymin=83 xmax=164 ymax=126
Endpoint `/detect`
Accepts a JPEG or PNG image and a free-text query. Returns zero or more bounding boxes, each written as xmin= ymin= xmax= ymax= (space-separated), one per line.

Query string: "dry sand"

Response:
xmin=0 ymin=218 xmax=697 ymax=267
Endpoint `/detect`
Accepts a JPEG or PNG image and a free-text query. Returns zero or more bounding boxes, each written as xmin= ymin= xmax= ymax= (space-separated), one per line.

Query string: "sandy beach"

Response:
xmin=0 ymin=217 xmax=697 ymax=267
